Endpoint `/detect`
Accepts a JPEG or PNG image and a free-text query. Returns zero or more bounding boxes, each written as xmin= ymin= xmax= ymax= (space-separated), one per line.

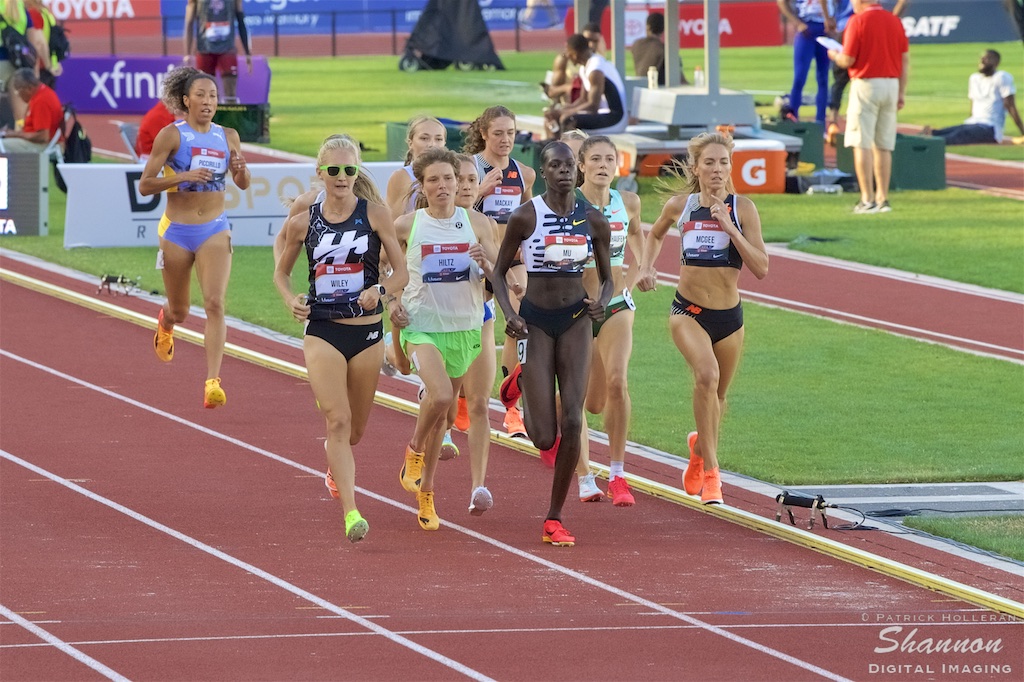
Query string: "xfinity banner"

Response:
xmin=59 ymin=162 xmax=402 ymax=248
xmin=55 ymin=56 xmax=272 ymax=114
xmin=899 ymin=0 xmax=1019 ymax=43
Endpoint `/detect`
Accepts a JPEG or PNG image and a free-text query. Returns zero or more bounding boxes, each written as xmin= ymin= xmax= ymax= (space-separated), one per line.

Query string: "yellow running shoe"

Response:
xmin=417 ymin=490 xmax=439 ymax=530
xmin=399 ymin=445 xmax=424 ymax=493
xmin=204 ymin=378 xmax=227 ymax=409
xmin=683 ymin=431 xmax=704 ymax=496
xmin=345 ymin=509 xmax=368 ymax=543
xmin=153 ymin=308 xmax=174 ymax=362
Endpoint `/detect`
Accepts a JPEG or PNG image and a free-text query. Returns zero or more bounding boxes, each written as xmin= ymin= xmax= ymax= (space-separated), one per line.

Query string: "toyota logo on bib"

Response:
xmin=741 ymin=158 xmax=767 ymax=186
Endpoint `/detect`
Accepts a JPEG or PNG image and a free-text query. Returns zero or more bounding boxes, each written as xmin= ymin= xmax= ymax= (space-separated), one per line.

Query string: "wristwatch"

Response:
xmin=372 ymin=284 xmax=386 ymax=296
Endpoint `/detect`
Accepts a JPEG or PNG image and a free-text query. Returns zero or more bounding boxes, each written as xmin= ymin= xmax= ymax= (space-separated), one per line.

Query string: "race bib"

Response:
xmin=516 ymin=338 xmax=528 ymax=365
xmin=203 ymin=21 xmax=231 ymax=41
xmin=543 ymin=234 xmax=591 ymax=272
xmin=314 ymin=263 xmax=364 ymax=303
xmin=609 ymin=222 xmax=626 ymax=260
xmin=190 ymin=146 xmax=227 ymax=175
xmin=681 ymin=220 xmax=732 ymax=262
xmin=421 ymin=243 xmax=472 ymax=283
xmin=622 ymin=287 xmax=636 ymax=311
xmin=481 ymin=186 xmax=522 ymax=219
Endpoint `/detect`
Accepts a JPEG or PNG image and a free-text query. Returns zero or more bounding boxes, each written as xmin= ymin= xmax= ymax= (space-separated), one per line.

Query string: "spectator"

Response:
xmin=631 ymin=12 xmax=688 ymax=86
xmin=582 ymin=21 xmax=606 ymax=56
xmin=828 ymin=0 xmax=909 ymax=214
xmin=923 ymin=50 xmax=1024 ymax=145
xmin=827 ymin=0 xmax=909 ymax=140
xmin=545 ymin=33 xmax=628 ymax=137
xmin=0 ymin=67 xmax=61 ymax=152
xmin=776 ymin=0 xmax=833 ymax=125
xmin=183 ymin=0 xmax=252 ymax=103
xmin=24 ymin=0 xmax=60 ymax=87
xmin=0 ymin=0 xmax=48 ymax=123
xmin=136 ymin=99 xmax=178 ymax=160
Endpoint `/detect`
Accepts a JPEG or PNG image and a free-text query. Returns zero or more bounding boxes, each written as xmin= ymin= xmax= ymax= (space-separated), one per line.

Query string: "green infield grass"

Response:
xmin=902 ymin=515 xmax=1024 ymax=563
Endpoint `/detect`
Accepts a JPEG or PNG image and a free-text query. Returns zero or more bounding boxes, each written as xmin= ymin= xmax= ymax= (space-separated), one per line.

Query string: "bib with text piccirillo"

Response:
xmin=681 ymin=220 xmax=732 ymax=263
xmin=190 ymin=146 xmax=227 ymax=179
xmin=420 ymin=243 xmax=472 ymax=283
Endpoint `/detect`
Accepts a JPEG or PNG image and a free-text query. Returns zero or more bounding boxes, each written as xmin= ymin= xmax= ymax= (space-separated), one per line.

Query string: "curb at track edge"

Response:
xmin=3 ymin=266 xmax=1021 ymax=620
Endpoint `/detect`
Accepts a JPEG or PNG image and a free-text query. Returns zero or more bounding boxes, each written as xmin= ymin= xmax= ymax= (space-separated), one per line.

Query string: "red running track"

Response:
xmin=3 ymin=279 xmax=1023 ymax=680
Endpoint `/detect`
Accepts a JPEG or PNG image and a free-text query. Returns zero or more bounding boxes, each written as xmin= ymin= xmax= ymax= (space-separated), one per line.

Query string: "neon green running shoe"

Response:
xmin=345 ymin=509 xmax=368 ymax=543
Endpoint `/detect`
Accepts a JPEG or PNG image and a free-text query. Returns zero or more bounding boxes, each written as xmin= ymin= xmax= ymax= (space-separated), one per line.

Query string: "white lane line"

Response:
xmin=2 ymin=618 xmax=1014 ymax=650
xmin=1 ymin=349 xmax=852 ymax=682
xmin=0 ymin=605 xmax=129 ymax=682
xmin=0 ymin=448 xmax=494 ymax=682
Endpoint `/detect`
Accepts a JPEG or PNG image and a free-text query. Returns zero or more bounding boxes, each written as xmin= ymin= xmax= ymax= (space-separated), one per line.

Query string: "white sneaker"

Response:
xmin=469 ymin=486 xmax=493 ymax=516
xmin=381 ymin=332 xmax=398 ymax=377
xmin=578 ymin=472 xmax=604 ymax=502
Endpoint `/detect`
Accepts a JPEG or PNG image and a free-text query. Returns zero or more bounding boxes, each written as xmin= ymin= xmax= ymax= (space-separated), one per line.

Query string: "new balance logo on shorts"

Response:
xmin=366 ymin=330 xmax=381 ymax=341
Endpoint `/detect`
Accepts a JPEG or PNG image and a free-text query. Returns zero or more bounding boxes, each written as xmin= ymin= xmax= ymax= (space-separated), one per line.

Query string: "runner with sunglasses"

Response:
xmin=275 ymin=134 xmax=408 ymax=543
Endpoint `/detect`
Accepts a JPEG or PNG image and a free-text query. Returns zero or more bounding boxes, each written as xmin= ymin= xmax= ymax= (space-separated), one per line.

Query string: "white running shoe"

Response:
xmin=381 ymin=332 xmax=399 ymax=377
xmin=439 ymin=430 xmax=460 ymax=461
xmin=469 ymin=486 xmax=493 ymax=516
xmin=578 ymin=472 xmax=605 ymax=502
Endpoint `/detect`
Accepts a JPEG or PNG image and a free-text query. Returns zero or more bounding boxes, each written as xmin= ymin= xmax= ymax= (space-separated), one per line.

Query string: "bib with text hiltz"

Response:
xmin=314 ymin=263 xmax=364 ymax=304
xmin=543 ymin=234 xmax=591 ymax=272
xmin=481 ymin=186 xmax=522 ymax=218
xmin=681 ymin=220 xmax=731 ymax=262
xmin=421 ymin=243 xmax=472 ymax=283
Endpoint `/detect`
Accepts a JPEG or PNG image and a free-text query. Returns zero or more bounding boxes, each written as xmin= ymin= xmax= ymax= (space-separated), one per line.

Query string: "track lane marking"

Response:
xmin=0 ymin=605 xmax=130 ymax=681
xmin=0 ymin=350 xmax=853 ymax=682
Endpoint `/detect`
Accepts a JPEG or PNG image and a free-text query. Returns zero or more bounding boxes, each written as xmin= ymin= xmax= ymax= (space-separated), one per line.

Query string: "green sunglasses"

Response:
xmin=319 ymin=164 xmax=359 ymax=177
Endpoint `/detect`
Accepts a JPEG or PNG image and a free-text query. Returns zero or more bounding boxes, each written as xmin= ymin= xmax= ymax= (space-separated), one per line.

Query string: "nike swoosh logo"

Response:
xmin=610 ymin=208 xmax=622 ymax=214
xmin=572 ymin=219 xmax=586 ymax=226
xmin=573 ymin=308 xmax=585 ymax=318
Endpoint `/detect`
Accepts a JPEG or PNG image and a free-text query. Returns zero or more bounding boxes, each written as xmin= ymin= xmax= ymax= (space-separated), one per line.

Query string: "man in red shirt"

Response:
xmin=136 ymin=100 xmax=177 ymax=160
xmin=0 ymin=68 xmax=63 ymax=152
xmin=828 ymin=0 xmax=909 ymax=214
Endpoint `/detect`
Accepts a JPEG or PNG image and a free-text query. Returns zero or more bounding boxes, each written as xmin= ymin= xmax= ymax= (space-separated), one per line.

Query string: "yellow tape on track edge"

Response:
xmin=2 ymin=267 xmax=1021 ymax=619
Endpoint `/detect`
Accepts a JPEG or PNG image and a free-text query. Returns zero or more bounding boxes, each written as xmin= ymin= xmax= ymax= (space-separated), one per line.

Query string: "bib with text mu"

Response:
xmin=314 ymin=263 xmax=364 ymax=305
xmin=421 ymin=243 xmax=473 ymax=283
xmin=681 ymin=220 xmax=732 ymax=263
xmin=543 ymin=234 xmax=591 ymax=272
xmin=480 ymin=185 xmax=522 ymax=219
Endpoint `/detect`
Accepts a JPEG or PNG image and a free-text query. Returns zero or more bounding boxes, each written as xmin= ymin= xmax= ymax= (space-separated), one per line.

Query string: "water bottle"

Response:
xmin=648 ymin=66 xmax=658 ymax=90
xmin=693 ymin=66 xmax=705 ymax=87
xmin=807 ymin=184 xmax=843 ymax=195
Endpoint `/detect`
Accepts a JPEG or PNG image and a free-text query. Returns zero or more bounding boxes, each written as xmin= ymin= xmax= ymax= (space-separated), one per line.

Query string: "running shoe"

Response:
xmin=542 ymin=519 xmax=575 ymax=547
xmin=381 ymin=332 xmax=398 ymax=377
xmin=499 ymin=363 xmax=523 ymax=409
xmin=417 ymin=490 xmax=439 ymax=530
xmin=153 ymin=308 xmax=174 ymax=362
xmin=876 ymin=200 xmax=892 ymax=213
xmin=853 ymin=201 xmax=878 ymax=214
xmin=608 ymin=476 xmax=636 ymax=507
xmin=683 ymin=431 xmax=704 ymax=496
xmin=578 ymin=472 xmax=604 ymax=502
xmin=503 ymin=406 xmax=528 ymax=439
xmin=325 ymin=468 xmax=339 ymax=500
xmin=539 ymin=435 xmax=559 ymax=468
xmin=439 ymin=430 xmax=460 ymax=461
xmin=701 ymin=467 xmax=724 ymax=505
xmin=203 ymin=378 xmax=226 ymax=409
xmin=345 ymin=509 xmax=368 ymax=543
xmin=400 ymin=445 xmax=424 ymax=493
xmin=417 ymin=383 xmax=426 ymax=403
xmin=468 ymin=486 xmax=493 ymax=516
xmin=454 ymin=396 xmax=470 ymax=432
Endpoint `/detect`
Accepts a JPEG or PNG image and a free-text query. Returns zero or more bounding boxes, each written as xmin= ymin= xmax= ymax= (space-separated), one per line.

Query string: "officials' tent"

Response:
xmin=400 ymin=0 xmax=505 ymax=71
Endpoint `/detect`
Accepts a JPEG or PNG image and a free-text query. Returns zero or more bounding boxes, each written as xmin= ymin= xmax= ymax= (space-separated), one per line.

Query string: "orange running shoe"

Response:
xmin=153 ymin=308 xmax=174 ymax=362
xmin=400 ymin=445 xmax=424 ymax=493
xmin=539 ymin=434 xmax=559 ymax=468
xmin=454 ymin=396 xmax=470 ymax=432
xmin=325 ymin=468 xmax=339 ymax=499
xmin=542 ymin=519 xmax=575 ymax=547
xmin=417 ymin=490 xmax=439 ymax=530
xmin=701 ymin=467 xmax=723 ymax=505
xmin=203 ymin=378 xmax=226 ymax=409
xmin=683 ymin=431 xmax=704 ymax=496
xmin=608 ymin=476 xmax=636 ymax=507
xmin=499 ymin=364 xmax=522 ymax=409
xmin=503 ymin=406 xmax=528 ymax=439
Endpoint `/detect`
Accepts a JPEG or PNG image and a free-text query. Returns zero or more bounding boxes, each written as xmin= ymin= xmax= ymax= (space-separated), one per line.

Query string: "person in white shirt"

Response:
xmin=925 ymin=50 xmax=1024 ymax=145
xmin=544 ymin=34 xmax=628 ymax=137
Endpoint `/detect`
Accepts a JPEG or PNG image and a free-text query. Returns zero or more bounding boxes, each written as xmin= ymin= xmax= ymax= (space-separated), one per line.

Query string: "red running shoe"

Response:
xmin=540 ymin=435 xmax=559 ymax=468
xmin=683 ymin=431 xmax=704 ymax=496
xmin=325 ymin=468 xmax=339 ymax=500
xmin=608 ymin=476 xmax=635 ymax=507
xmin=454 ymin=396 xmax=470 ymax=432
xmin=499 ymin=364 xmax=522 ymax=409
xmin=701 ymin=467 xmax=723 ymax=505
xmin=542 ymin=519 xmax=575 ymax=547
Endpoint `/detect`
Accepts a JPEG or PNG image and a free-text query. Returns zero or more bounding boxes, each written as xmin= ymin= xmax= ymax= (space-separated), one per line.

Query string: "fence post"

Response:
xmin=273 ymin=14 xmax=280 ymax=57
xmin=109 ymin=18 xmax=115 ymax=56
xmin=331 ymin=12 xmax=337 ymax=56
xmin=514 ymin=11 xmax=521 ymax=52
xmin=161 ymin=16 xmax=168 ymax=56
xmin=391 ymin=9 xmax=397 ymax=56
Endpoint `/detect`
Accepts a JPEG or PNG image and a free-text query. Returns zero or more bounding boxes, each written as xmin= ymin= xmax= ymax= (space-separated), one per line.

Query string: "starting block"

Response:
xmin=97 ymin=274 xmax=140 ymax=296
xmin=775 ymin=490 xmax=830 ymax=530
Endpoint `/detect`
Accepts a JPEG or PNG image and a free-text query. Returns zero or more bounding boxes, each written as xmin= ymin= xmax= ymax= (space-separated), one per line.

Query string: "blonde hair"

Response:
xmin=411 ymin=147 xmax=462 ymax=210
xmin=404 ymin=116 xmax=446 ymax=164
xmin=463 ymin=105 xmax=516 ymax=155
xmin=316 ymin=134 xmax=385 ymax=206
xmin=660 ymin=132 xmax=737 ymax=198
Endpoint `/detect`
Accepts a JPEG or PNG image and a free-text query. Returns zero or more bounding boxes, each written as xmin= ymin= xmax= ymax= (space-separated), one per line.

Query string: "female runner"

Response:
xmin=386 ymin=116 xmax=447 ymax=219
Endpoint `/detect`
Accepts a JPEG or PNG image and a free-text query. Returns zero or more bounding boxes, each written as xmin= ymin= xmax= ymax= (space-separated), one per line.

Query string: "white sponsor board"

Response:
xmin=59 ymin=162 xmax=403 ymax=248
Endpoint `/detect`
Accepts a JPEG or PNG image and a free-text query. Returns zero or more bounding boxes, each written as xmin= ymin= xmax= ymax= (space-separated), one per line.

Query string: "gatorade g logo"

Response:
xmin=741 ymin=158 xmax=767 ymax=186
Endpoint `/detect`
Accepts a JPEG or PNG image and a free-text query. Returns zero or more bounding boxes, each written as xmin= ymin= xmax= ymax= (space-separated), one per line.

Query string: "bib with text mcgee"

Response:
xmin=681 ymin=219 xmax=731 ymax=263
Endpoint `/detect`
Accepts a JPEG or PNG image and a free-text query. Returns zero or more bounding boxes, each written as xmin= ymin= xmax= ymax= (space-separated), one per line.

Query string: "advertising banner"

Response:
xmin=55 ymin=55 xmax=272 ymax=114
xmin=899 ymin=0 xmax=1019 ymax=44
xmin=60 ymin=161 xmax=402 ymax=248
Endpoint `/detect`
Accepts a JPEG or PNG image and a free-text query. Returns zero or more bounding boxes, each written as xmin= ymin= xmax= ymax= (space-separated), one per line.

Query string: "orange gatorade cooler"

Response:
xmin=731 ymin=139 xmax=786 ymax=194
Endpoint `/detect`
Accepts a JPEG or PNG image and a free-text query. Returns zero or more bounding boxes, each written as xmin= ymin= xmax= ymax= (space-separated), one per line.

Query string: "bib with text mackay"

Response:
xmin=681 ymin=220 xmax=732 ymax=263
xmin=543 ymin=234 xmax=591 ymax=272
xmin=314 ymin=263 xmax=364 ymax=304
xmin=480 ymin=186 xmax=522 ymax=219
xmin=421 ymin=243 xmax=472 ymax=283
